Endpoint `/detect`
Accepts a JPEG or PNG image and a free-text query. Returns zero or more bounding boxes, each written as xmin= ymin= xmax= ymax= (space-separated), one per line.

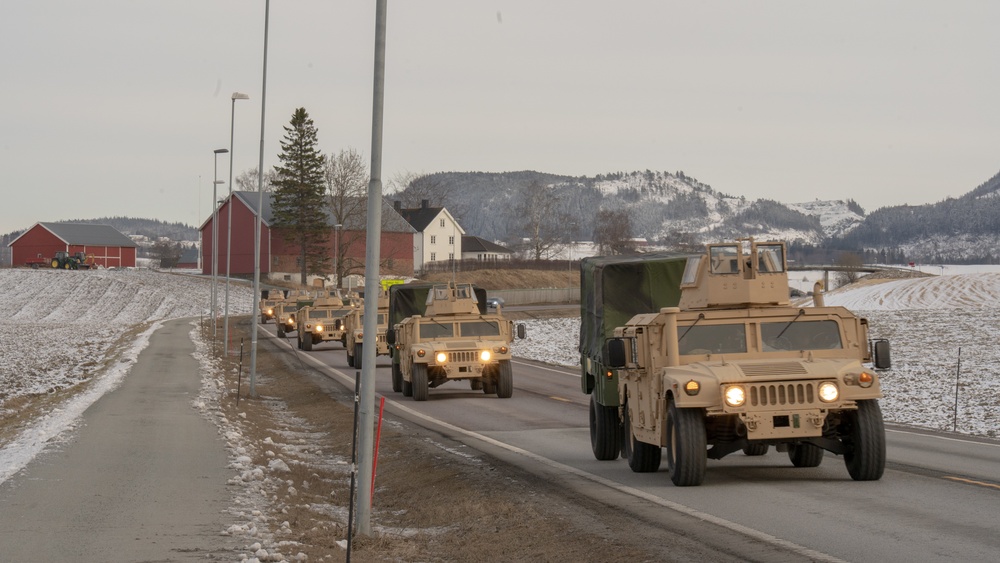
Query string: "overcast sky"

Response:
xmin=2 ymin=1 xmax=999 ymax=236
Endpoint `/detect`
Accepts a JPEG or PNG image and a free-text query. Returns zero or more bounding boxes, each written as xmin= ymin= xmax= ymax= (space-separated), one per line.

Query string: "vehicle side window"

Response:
xmin=710 ymin=246 xmax=739 ymax=274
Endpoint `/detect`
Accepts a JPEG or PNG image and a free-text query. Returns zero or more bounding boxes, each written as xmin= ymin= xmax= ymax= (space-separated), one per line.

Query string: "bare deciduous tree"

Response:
xmin=325 ymin=148 xmax=369 ymax=283
xmin=235 ymin=167 xmax=277 ymax=193
xmin=593 ymin=209 xmax=636 ymax=255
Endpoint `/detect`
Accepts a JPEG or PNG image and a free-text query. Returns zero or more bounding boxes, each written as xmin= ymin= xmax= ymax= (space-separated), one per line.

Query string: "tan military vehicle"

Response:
xmin=604 ymin=238 xmax=891 ymax=486
xmin=296 ymin=293 xmax=354 ymax=351
xmin=275 ymin=290 xmax=313 ymax=338
xmin=258 ymin=289 xmax=291 ymax=324
xmin=344 ymin=290 xmax=390 ymax=369
xmin=386 ymin=281 xmax=526 ymax=401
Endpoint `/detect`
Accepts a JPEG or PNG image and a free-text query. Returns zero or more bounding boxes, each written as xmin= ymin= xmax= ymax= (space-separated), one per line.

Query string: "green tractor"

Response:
xmin=50 ymin=251 xmax=92 ymax=270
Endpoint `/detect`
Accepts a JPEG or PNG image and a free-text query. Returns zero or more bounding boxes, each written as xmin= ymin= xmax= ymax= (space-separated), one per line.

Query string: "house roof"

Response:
xmin=228 ymin=192 xmax=415 ymax=233
xmin=462 ymin=236 xmax=511 ymax=254
xmin=394 ymin=201 xmax=466 ymax=235
xmin=9 ymin=222 xmax=137 ymax=248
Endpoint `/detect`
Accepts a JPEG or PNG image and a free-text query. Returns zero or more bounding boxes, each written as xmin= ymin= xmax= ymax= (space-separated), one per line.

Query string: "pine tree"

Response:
xmin=272 ymin=108 xmax=330 ymax=285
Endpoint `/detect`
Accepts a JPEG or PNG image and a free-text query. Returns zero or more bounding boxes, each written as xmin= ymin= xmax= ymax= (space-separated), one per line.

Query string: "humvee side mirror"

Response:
xmin=517 ymin=323 xmax=526 ymax=339
xmin=872 ymin=339 xmax=891 ymax=370
xmin=606 ymin=339 xmax=626 ymax=369
xmin=386 ymin=329 xmax=396 ymax=345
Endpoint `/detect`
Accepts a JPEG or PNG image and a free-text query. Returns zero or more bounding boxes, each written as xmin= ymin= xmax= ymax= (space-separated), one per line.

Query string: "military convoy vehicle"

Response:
xmin=259 ymin=289 xmax=291 ymax=324
xmin=594 ymin=239 xmax=891 ymax=486
xmin=275 ymin=290 xmax=314 ymax=338
xmin=580 ymin=252 xmax=691 ymax=461
xmin=386 ymin=281 xmax=525 ymax=401
xmin=296 ymin=293 xmax=354 ymax=351
xmin=344 ymin=290 xmax=390 ymax=369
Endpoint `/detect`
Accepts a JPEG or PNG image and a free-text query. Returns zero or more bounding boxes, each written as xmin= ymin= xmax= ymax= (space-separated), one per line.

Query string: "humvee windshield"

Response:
xmin=762 ymin=319 xmax=842 ymax=351
xmin=377 ymin=313 xmax=386 ymax=325
xmin=679 ymin=324 xmax=747 ymax=355
xmin=419 ymin=322 xmax=454 ymax=339
xmin=308 ymin=310 xmax=330 ymax=319
xmin=459 ymin=320 xmax=502 ymax=337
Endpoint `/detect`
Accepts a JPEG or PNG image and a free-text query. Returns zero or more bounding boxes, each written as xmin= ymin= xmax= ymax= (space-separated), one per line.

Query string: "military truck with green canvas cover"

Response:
xmin=603 ymin=239 xmax=891 ymax=486
xmin=387 ymin=282 xmax=524 ymax=401
xmin=345 ymin=290 xmax=389 ymax=369
xmin=297 ymin=293 xmax=354 ymax=351
xmin=580 ymin=252 xmax=690 ymax=461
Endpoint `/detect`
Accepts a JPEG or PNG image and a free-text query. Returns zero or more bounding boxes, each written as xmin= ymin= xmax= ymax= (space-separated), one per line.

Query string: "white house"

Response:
xmin=393 ymin=200 xmax=465 ymax=272
xmin=461 ymin=236 xmax=512 ymax=262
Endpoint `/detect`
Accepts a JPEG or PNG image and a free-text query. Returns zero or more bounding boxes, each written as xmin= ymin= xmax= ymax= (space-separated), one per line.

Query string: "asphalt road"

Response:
xmin=266 ymin=321 xmax=1000 ymax=563
xmin=0 ymin=319 xmax=235 ymax=561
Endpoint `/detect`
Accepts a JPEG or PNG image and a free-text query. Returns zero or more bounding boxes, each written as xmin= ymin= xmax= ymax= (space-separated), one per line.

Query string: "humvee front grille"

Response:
xmin=445 ymin=351 xmax=476 ymax=363
xmin=748 ymin=382 xmax=816 ymax=407
xmin=738 ymin=362 xmax=809 ymax=377
xmin=376 ymin=334 xmax=386 ymax=343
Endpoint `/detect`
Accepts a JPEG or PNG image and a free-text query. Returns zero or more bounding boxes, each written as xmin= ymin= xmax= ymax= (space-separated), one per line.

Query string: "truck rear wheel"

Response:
xmin=496 ymin=360 xmax=513 ymax=398
xmin=623 ymin=402 xmax=661 ymax=472
xmin=470 ymin=379 xmax=483 ymax=390
xmin=354 ymin=343 xmax=363 ymax=370
xmin=412 ymin=363 xmax=428 ymax=401
xmin=589 ymin=394 xmax=621 ymax=461
xmin=277 ymin=325 xmax=285 ymax=338
xmin=843 ymin=400 xmax=886 ymax=481
xmin=787 ymin=442 xmax=824 ymax=467
xmin=391 ymin=362 xmax=402 ymax=393
xmin=665 ymin=398 xmax=707 ymax=486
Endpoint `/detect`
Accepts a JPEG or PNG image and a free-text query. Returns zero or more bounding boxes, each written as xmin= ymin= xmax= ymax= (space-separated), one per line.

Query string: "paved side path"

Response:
xmin=0 ymin=318 xmax=235 ymax=561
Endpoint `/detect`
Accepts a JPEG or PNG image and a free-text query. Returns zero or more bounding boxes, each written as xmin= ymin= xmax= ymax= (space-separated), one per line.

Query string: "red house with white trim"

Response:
xmin=8 ymin=222 xmax=138 ymax=268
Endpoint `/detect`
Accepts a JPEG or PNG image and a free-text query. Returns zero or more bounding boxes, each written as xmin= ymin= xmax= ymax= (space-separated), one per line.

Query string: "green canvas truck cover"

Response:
xmin=579 ymin=252 xmax=690 ymax=362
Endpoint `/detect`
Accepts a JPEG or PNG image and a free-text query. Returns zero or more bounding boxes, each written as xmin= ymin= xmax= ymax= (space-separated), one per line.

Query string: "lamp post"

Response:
xmin=212 ymin=148 xmax=229 ymax=339
xmin=224 ymin=92 xmax=250 ymax=356
xmin=333 ymin=223 xmax=342 ymax=290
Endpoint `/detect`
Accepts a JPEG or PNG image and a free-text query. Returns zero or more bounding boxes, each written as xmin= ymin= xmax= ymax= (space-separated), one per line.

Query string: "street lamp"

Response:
xmin=333 ymin=223 xmax=342 ymax=290
xmin=212 ymin=149 xmax=229 ymax=339
xmin=224 ymin=92 xmax=250 ymax=356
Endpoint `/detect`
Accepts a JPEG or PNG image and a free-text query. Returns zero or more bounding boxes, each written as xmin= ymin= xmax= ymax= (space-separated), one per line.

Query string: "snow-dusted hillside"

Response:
xmin=0 ymin=269 xmax=253 ymax=402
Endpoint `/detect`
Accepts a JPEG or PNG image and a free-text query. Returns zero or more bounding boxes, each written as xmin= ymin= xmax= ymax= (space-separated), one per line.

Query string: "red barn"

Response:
xmin=9 ymin=222 xmax=138 ymax=269
xmin=200 ymin=191 xmax=415 ymax=280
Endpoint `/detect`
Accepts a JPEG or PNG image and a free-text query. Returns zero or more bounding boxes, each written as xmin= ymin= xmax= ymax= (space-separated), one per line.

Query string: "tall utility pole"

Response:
xmin=357 ymin=0 xmax=387 ymax=535
xmin=212 ymin=148 xmax=229 ymax=339
xmin=225 ymin=92 xmax=250 ymax=356
xmin=249 ymin=0 xmax=271 ymax=398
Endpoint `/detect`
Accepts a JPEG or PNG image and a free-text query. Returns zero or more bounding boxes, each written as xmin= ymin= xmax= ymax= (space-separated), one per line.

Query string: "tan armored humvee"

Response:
xmin=274 ymin=290 xmax=312 ymax=338
xmin=387 ymin=281 xmax=525 ymax=401
xmin=344 ymin=290 xmax=390 ymax=369
xmin=296 ymin=292 xmax=354 ymax=351
xmin=606 ymin=238 xmax=891 ymax=486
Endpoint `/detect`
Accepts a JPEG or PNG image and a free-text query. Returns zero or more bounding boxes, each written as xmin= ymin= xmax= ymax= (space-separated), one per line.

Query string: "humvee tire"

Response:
xmin=788 ymin=443 xmax=824 ymax=467
xmin=623 ymin=402 xmax=661 ymax=472
xmin=590 ymin=394 xmax=621 ymax=461
xmin=302 ymin=333 xmax=313 ymax=351
xmin=844 ymin=400 xmax=886 ymax=481
xmin=346 ymin=348 xmax=355 ymax=368
xmin=391 ymin=362 xmax=402 ymax=393
xmin=470 ymin=379 xmax=483 ymax=390
xmin=354 ymin=343 xmax=363 ymax=370
xmin=743 ymin=443 xmax=770 ymax=456
xmin=496 ymin=360 xmax=513 ymax=398
xmin=412 ymin=363 xmax=428 ymax=401
xmin=665 ymin=398 xmax=707 ymax=486
xmin=401 ymin=377 xmax=413 ymax=397
xmin=277 ymin=325 xmax=285 ymax=338
xmin=482 ymin=378 xmax=497 ymax=395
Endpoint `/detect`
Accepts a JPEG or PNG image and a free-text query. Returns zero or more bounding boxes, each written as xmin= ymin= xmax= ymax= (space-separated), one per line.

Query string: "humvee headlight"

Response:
xmin=858 ymin=371 xmax=875 ymax=388
xmin=314 ymin=325 xmax=323 ymax=333
xmin=435 ymin=352 xmax=447 ymax=364
xmin=724 ymin=386 xmax=746 ymax=407
xmin=266 ymin=308 xmax=273 ymax=315
xmin=416 ymin=349 xmax=426 ymax=358
xmin=480 ymin=350 xmax=491 ymax=362
xmin=818 ymin=382 xmax=839 ymax=403
xmin=286 ymin=318 xmax=294 ymax=325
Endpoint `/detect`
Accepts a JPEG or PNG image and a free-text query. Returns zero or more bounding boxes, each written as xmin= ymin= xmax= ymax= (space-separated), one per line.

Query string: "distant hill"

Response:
xmin=393 ymin=168 xmax=1000 ymax=264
